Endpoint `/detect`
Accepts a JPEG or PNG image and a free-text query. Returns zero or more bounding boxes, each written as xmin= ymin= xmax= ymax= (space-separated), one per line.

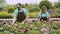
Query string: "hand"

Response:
xmin=12 ymin=22 xmax=14 ymax=24
xmin=22 ymin=21 xmax=25 ymax=24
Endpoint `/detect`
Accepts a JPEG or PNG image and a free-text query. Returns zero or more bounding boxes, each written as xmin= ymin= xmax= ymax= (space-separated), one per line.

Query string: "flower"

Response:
xmin=55 ymin=21 xmax=59 ymax=25
xmin=24 ymin=29 xmax=28 ymax=33
xmin=18 ymin=26 xmax=28 ymax=33
xmin=18 ymin=26 xmax=23 ymax=30
xmin=29 ymin=20 xmax=32 ymax=24
xmin=48 ymin=28 xmax=52 ymax=33
xmin=42 ymin=23 xmax=46 ymax=27
xmin=49 ymin=20 xmax=52 ymax=25
xmin=41 ymin=28 xmax=48 ymax=32
xmin=44 ymin=32 xmax=48 ymax=34
xmin=18 ymin=26 xmax=24 ymax=32
xmin=2 ymin=20 xmax=7 ymax=25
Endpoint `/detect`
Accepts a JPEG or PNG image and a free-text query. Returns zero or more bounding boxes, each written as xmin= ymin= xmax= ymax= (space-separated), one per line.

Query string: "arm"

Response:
xmin=12 ymin=16 xmax=16 ymax=24
xmin=23 ymin=14 xmax=29 ymax=22
xmin=38 ymin=12 xmax=42 ymax=21
xmin=38 ymin=12 xmax=41 ymax=19
xmin=22 ymin=9 xmax=29 ymax=23
xmin=46 ymin=12 xmax=50 ymax=21
xmin=12 ymin=10 xmax=18 ymax=24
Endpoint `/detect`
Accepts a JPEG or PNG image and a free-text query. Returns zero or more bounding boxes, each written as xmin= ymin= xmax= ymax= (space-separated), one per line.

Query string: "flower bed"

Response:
xmin=0 ymin=21 xmax=60 ymax=34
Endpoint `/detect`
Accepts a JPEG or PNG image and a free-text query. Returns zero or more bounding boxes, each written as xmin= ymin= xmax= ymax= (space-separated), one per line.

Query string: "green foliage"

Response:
xmin=22 ymin=4 xmax=27 ymax=8
xmin=39 ymin=1 xmax=52 ymax=10
xmin=0 ymin=14 xmax=13 ymax=18
xmin=0 ymin=8 xmax=3 ymax=11
xmin=32 ymin=22 xmax=42 ymax=28
xmin=0 ymin=12 xmax=13 ymax=18
xmin=50 ymin=12 xmax=60 ymax=18
xmin=7 ymin=7 xmax=15 ymax=13
xmin=49 ymin=30 xmax=60 ymax=34
xmin=56 ymin=3 xmax=60 ymax=8
xmin=0 ymin=21 xmax=60 ymax=34
xmin=54 ymin=3 xmax=58 ymax=8
xmin=29 ymin=7 xmax=40 ymax=12
xmin=0 ymin=31 xmax=10 ymax=34
xmin=26 ymin=30 xmax=42 ymax=34
xmin=55 ymin=8 xmax=60 ymax=10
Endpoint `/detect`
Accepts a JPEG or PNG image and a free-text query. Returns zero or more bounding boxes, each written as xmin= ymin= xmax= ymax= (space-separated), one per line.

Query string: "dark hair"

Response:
xmin=17 ymin=3 xmax=22 ymax=6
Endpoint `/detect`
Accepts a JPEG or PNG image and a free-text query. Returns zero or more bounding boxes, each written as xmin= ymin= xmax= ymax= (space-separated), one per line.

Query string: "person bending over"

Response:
xmin=38 ymin=6 xmax=50 ymax=21
xmin=12 ymin=3 xmax=28 ymax=24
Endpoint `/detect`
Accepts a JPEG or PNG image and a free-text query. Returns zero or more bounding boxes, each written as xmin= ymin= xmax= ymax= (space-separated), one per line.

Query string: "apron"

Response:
xmin=40 ymin=13 xmax=47 ymax=21
xmin=17 ymin=9 xmax=26 ymax=22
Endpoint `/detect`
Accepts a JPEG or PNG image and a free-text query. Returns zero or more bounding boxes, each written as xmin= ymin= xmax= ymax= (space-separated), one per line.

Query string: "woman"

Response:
xmin=38 ymin=6 xmax=50 ymax=21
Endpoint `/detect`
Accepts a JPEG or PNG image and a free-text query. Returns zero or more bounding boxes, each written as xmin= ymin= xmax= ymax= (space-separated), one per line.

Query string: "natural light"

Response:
xmin=5 ymin=0 xmax=41 ymax=4
xmin=6 ymin=0 xmax=58 ymax=5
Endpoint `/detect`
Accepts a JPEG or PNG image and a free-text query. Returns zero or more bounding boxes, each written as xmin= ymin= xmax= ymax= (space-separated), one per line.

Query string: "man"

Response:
xmin=12 ymin=3 xmax=28 ymax=24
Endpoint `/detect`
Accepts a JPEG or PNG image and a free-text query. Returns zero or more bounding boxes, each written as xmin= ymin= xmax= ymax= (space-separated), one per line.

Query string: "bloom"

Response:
xmin=42 ymin=23 xmax=46 ymax=27
xmin=44 ymin=32 xmax=48 ymax=34
xmin=55 ymin=21 xmax=59 ymax=25
xmin=41 ymin=28 xmax=48 ymax=32
xmin=29 ymin=20 xmax=32 ymax=24
xmin=2 ymin=20 xmax=7 ymax=24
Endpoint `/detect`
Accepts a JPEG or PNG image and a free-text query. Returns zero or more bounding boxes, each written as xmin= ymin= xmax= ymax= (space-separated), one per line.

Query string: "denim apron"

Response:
xmin=40 ymin=13 xmax=48 ymax=21
xmin=17 ymin=9 xmax=26 ymax=22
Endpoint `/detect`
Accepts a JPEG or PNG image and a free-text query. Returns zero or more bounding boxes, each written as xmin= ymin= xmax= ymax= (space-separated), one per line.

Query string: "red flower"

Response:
xmin=48 ymin=29 xmax=51 ymax=32
xmin=24 ymin=29 xmax=28 ymax=33
xmin=2 ymin=20 xmax=7 ymax=25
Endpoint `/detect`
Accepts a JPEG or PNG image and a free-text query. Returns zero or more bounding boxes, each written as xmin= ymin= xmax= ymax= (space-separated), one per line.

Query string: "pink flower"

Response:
xmin=18 ymin=26 xmax=23 ymax=30
xmin=18 ymin=26 xmax=28 ymax=33
xmin=49 ymin=20 xmax=52 ymax=25
xmin=29 ymin=20 xmax=32 ymax=24
xmin=41 ymin=28 xmax=48 ymax=32
xmin=44 ymin=32 xmax=48 ymax=34
xmin=2 ymin=20 xmax=7 ymax=24
xmin=42 ymin=24 xmax=46 ymax=27
xmin=18 ymin=26 xmax=24 ymax=32
xmin=55 ymin=21 xmax=59 ymax=25
xmin=48 ymin=29 xmax=51 ymax=32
